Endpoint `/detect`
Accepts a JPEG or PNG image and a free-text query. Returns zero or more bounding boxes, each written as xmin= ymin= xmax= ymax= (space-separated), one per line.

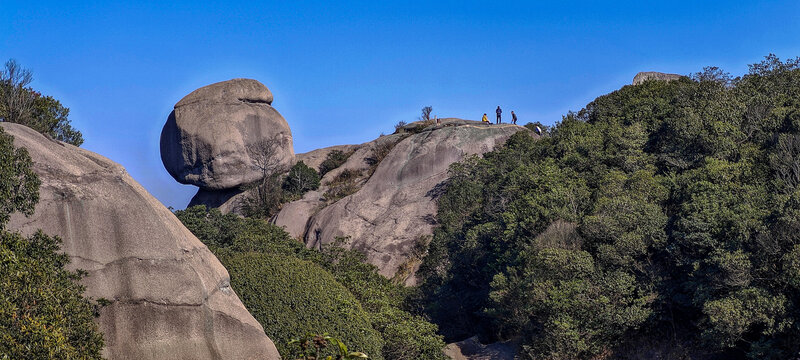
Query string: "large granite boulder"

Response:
xmin=160 ymin=78 xmax=294 ymax=190
xmin=632 ymin=71 xmax=684 ymax=85
xmin=4 ymin=123 xmax=280 ymax=360
xmin=304 ymin=120 xmax=529 ymax=284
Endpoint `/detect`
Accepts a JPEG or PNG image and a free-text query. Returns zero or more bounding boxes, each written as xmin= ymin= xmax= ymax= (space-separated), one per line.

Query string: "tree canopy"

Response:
xmin=0 ymin=59 xmax=83 ymax=146
xmin=418 ymin=55 xmax=800 ymax=359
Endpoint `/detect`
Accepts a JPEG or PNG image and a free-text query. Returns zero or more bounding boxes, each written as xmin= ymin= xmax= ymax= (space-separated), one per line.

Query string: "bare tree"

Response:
xmin=246 ymin=137 xmax=287 ymax=180
xmin=419 ymin=106 xmax=432 ymax=121
xmin=240 ymin=137 xmax=288 ymax=219
xmin=0 ymin=59 xmax=35 ymax=123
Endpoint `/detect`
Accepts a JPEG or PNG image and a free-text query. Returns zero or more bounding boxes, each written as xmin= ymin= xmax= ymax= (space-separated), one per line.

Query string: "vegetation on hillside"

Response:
xmin=418 ymin=55 xmax=800 ymax=359
xmin=0 ymin=59 xmax=83 ymax=146
xmin=174 ymin=206 xmax=447 ymax=360
xmin=0 ymin=126 xmax=103 ymax=358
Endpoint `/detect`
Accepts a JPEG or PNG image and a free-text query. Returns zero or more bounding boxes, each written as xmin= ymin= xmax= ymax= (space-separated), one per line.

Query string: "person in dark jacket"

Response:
xmin=496 ymin=106 xmax=502 ymax=124
xmin=511 ymin=111 xmax=517 ymax=125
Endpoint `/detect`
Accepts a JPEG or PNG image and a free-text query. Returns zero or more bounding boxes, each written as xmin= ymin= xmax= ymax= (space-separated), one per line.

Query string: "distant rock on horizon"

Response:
xmin=5 ymin=122 xmax=281 ymax=359
xmin=632 ymin=71 xmax=684 ymax=85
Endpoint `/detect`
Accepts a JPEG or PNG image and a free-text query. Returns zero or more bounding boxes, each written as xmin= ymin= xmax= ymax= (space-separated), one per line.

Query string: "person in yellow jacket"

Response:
xmin=482 ymin=113 xmax=489 ymax=123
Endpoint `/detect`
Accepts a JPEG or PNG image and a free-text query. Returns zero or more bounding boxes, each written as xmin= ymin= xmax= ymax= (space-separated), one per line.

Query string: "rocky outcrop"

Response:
xmin=443 ymin=336 xmax=518 ymax=360
xmin=160 ymin=78 xmax=294 ymax=190
xmin=4 ymin=123 xmax=280 ymax=360
xmin=303 ymin=120 xmax=528 ymax=284
xmin=632 ymin=71 xmax=684 ymax=85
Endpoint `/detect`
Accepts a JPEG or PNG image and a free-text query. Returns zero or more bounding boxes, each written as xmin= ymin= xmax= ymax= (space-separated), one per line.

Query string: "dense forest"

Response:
xmin=417 ymin=55 xmax=800 ymax=359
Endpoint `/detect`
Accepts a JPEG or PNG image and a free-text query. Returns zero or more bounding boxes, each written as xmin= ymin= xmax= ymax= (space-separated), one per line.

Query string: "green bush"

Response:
xmin=284 ymin=161 xmax=320 ymax=196
xmin=0 ymin=59 xmax=83 ymax=146
xmin=0 ymin=230 xmax=104 ymax=359
xmin=175 ymin=206 xmax=447 ymax=360
xmin=324 ymin=169 xmax=362 ymax=203
xmin=319 ymin=150 xmax=353 ymax=176
xmin=221 ymin=252 xmax=384 ymax=359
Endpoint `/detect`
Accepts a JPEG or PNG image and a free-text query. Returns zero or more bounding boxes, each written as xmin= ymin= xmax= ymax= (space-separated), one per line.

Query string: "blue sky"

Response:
xmin=2 ymin=1 xmax=799 ymax=209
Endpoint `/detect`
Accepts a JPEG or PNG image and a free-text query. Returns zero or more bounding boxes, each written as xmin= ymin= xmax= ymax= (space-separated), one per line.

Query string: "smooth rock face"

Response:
xmin=160 ymin=78 xmax=294 ymax=190
xmin=305 ymin=121 xmax=528 ymax=283
xmin=4 ymin=123 xmax=280 ymax=360
xmin=632 ymin=71 xmax=683 ymax=85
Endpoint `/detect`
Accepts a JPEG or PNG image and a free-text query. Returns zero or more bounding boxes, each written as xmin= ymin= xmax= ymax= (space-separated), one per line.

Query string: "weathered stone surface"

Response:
xmin=632 ymin=71 xmax=683 ymax=85
xmin=272 ymin=133 xmax=409 ymax=239
xmin=160 ymin=78 xmax=294 ymax=190
xmin=296 ymin=144 xmax=359 ymax=173
xmin=305 ymin=121 xmax=529 ymax=284
xmin=189 ymin=187 xmax=247 ymax=215
xmin=273 ymin=190 xmax=324 ymax=239
xmin=4 ymin=123 xmax=280 ymax=360
xmin=443 ymin=336 xmax=518 ymax=360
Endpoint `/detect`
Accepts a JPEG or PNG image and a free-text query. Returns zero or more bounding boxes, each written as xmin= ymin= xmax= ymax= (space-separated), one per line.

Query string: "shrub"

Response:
xmin=324 ymin=169 xmax=363 ymax=203
xmin=175 ymin=207 xmax=447 ymax=360
xmin=365 ymin=138 xmax=402 ymax=176
xmin=239 ymin=174 xmax=285 ymax=219
xmin=419 ymin=106 xmax=433 ymax=121
xmin=284 ymin=161 xmax=320 ymax=196
xmin=221 ymin=252 xmax=384 ymax=359
xmin=319 ymin=150 xmax=352 ymax=176
xmin=0 ymin=59 xmax=83 ymax=146
xmin=0 ymin=230 xmax=104 ymax=359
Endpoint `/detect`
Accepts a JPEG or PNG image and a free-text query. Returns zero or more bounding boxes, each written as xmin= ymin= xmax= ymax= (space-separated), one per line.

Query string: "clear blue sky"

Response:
xmin=2 ymin=1 xmax=799 ymax=209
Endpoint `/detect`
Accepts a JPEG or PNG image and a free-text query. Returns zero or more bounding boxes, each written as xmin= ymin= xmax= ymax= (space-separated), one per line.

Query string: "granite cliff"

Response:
xmin=5 ymin=122 xmax=280 ymax=359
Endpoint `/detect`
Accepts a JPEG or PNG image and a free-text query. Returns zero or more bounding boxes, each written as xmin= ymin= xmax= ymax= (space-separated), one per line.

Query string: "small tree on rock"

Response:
xmin=284 ymin=161 xmax=320 ymax=196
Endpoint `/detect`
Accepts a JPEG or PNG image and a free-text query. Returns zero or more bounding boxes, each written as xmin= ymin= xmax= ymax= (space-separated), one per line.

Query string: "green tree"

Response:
xmin=0 ymin=59 xmax=83 ymax=146
xmin=284 ymin=161 xmax=321 ymax=196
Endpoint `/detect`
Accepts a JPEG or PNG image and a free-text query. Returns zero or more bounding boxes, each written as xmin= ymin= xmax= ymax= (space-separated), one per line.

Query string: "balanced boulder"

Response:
xmin=5 ymin=123 xmax=280 ymax=359
xmin=160 ymin=78 xmax=294 ymax=190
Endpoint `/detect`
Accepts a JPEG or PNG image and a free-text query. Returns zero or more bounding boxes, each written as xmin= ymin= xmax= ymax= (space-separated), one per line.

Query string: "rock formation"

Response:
xmin=160 ymin=78 xmax=294 ymax=190
xmin=185 ymin=118 xmax=530 ymax=283
xmin=443 ymin=336 xmax=518 ymax=360
xmin=303 ymin=120 xmax=527 ymax=284
xmin=4 ymin=122 xmax=280 ymax=360
xmin=632 ymin=71 xmax=684 ymax=85
xmin=158 ymin=80 xmax=532 ymax=284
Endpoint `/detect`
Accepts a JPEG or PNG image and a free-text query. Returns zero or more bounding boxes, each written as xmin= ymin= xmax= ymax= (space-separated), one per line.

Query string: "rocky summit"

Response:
xmin=5 ymin=122 xmax=280 ymax=360
xmin=160 ymin=78 xmax=294 ymax=190
xmin=632 ymin=71 xmax=684 ymax=85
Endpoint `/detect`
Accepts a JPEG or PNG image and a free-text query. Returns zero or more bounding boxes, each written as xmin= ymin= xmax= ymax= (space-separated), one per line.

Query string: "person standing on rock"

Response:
xmin=496 ymin=106 xmax=502 ymax=124
xmin=511 ymin=111 xmax=517 ymax=125
xmin=482 ymin=113 xmax=489 ymax=123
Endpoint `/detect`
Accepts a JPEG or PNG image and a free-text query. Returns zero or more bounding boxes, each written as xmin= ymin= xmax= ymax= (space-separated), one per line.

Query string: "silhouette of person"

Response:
xmin=496 ymin=106 xmax=502 ymax=124
xmin=511 ymin=111 xmax=517 ymax=125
